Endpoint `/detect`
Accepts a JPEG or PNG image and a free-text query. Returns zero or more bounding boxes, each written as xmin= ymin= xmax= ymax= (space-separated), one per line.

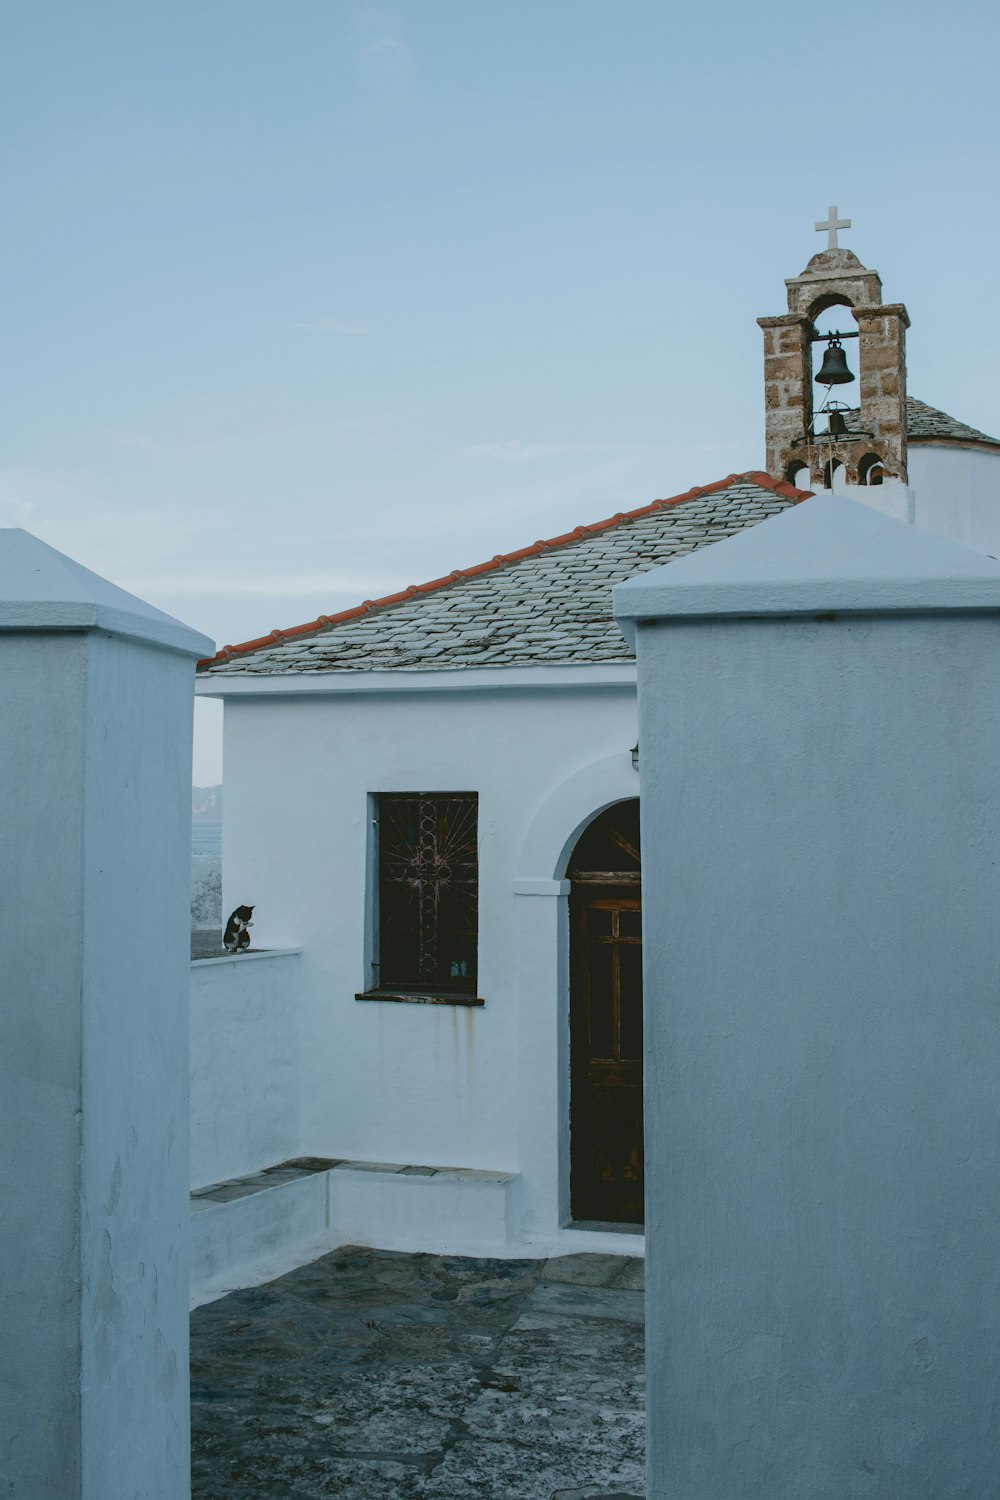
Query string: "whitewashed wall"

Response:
xmin=190 ymin=949 xmax=304 ymax=1190
xmin=202 ymin=667 xmax=639 ymax=1250
xmin=908 ymin=444 xmax=1000 ymax=553
xmin=843 ymin=443 xmax=1000 ymax=556
xmin=2 ymin=530 xmax=212 ymax=1500
xmin=617 ymin=498 xmax=1000 ymax=1500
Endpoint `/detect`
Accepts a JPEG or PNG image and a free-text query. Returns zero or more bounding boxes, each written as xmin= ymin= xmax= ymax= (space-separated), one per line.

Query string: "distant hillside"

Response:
xmin=192 ymin=785 xmax=223 ymax=822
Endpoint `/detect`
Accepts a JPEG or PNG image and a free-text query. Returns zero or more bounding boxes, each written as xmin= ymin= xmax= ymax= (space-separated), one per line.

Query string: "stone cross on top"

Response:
xmin=815 ymin=205 xmax=851 ymax=250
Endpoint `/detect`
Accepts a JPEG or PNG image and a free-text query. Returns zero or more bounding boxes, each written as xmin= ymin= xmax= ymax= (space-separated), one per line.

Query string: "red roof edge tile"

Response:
xmin=198 ymin=470 xmax=813 ymax=668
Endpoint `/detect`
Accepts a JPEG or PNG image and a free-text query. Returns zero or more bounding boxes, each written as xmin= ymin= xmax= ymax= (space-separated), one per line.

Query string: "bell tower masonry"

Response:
xmin=759 ymin=210 xmax=910 ymax=488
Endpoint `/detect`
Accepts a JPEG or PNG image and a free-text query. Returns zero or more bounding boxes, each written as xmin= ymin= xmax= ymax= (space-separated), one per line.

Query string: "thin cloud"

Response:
xmin=0 ymin=467 xmax=75 ymax=519
xmin=368 ymin=33 xmax=406 ymax=58
xmin=127 ymin=570 xmax=411 ymax=598
xmin=0 ymin=494 xmax=36 ymax=528
xmin=277 ymin=319 xmax=368 ymax=335
xmin=459 ymin=437 xmax=737 ymax=465
xmin=459 ymin=440 xmax=584 ymax=463
xmin=115 ymin=413 xmax=379 ymax=456
xmin=355 ymin=8 xmax=413 ymax=99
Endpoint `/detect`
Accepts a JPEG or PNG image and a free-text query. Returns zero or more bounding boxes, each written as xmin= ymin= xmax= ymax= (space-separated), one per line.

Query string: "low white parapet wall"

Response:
xmin=329 ymin=1161 xmax=514 ymax=1255
xmin=189 ymin=1157 xmax=518 ymax=1307
xmin=191 ymin=948 xmax=304 ymax=1190
xmin=191 ymin=1167 xmax=332 ymax=1307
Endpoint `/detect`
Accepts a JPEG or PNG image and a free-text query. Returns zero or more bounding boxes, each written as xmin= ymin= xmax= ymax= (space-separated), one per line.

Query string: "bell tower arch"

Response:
xmin=758 ymin=212 xmax=910 ymax=487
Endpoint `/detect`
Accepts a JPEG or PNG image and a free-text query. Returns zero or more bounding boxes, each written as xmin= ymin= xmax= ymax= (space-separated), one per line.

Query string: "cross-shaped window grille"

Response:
xmin=375 ymin=793 xmax=479 ymax=994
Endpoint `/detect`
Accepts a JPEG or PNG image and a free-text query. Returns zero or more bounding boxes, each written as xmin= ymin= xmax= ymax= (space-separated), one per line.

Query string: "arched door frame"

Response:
xmin=511 ymin=752 xmax=639 ymax=1241
xmin=567 ymin=802 xmax=643 ymax=1225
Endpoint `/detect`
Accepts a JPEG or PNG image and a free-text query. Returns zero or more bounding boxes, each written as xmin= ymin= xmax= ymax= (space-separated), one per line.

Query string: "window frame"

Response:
xmin=358 ymin=790 xmax=483 ymax=1008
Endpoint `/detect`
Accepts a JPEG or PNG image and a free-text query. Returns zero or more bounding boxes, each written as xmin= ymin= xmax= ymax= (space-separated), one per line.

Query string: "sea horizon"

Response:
xmin=192 ymin=820 xmax=221 ymax=859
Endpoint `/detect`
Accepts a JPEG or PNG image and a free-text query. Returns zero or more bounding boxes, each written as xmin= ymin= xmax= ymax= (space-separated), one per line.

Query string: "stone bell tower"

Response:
xmin=758 ymin=209 xmax=910 ymax=487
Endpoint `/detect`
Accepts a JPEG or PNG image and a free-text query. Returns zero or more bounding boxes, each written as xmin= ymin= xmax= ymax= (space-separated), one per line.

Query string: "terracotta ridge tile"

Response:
xmin=198 ymin=470 xmax=812 ymax=668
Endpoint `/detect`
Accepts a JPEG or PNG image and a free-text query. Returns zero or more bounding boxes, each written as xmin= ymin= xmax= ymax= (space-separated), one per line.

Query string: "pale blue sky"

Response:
xmin=2 ymin=1 xmax=998 ymax=779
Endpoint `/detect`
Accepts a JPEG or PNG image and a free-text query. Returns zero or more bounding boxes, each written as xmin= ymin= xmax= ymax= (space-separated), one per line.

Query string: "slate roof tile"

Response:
xmin=906 ymin=397 xmax=1000 ymax=446
xmin=841 ymin=396 xmax=1000 ymax=449
xmin=200 ymin=472 xmax=809 ymax=676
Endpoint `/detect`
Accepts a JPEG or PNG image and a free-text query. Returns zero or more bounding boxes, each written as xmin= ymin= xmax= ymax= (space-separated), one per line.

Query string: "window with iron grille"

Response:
xmin=372 ymin=793 xmax=479 ymax=997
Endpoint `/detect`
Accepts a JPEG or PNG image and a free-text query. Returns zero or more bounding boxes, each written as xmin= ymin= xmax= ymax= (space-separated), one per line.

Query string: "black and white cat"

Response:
xmin=223 ymin=904 xmax=254 ymax=953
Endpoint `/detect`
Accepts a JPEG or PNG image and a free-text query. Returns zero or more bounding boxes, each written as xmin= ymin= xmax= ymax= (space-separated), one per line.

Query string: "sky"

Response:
xmin=3 ymin=0 xmax=998 ymax=783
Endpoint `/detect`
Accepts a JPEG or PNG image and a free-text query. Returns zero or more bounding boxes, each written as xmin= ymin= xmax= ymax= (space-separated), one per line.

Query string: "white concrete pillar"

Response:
xmin=0 ymin=531 xmax=213 ymax=1498
xmin=511 ymin=879 xmax=571 ymax=1241
xmin=615 ymin=497 xmax=1000 ymax=1499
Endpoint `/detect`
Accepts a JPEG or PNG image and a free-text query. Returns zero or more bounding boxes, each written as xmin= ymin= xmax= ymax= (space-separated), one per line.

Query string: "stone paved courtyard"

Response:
xmin=191 ymin=1245 xmax=645 ymax=1499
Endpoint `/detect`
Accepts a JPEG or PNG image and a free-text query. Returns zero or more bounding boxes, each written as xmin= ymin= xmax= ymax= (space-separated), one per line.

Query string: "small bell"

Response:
xmin=827 ymin=408 xmax=847 ymax=435
xmin=815 ymin=336 xmax=855 ymax=386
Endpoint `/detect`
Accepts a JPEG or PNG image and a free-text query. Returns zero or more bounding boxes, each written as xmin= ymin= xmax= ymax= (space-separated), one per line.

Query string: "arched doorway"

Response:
xmin=568 ymin=799 xmax=643 ymax=1225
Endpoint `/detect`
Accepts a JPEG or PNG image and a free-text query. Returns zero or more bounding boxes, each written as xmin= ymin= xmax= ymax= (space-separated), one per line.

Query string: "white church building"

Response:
xmin=194 ymin=224 xmax=1000 ymax=1280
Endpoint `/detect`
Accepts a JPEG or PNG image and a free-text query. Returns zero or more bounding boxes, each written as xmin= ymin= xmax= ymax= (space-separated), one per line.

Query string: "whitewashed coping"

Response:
xmin=615 ymin=494 xmax=1000 ymax=634
xmin=0 ymin=527 xmax=214 ymax=657
xmin=196 ymin=663 xmax=637 ymax=698
xmin=191 ymin=947 xmax=303 ymax=968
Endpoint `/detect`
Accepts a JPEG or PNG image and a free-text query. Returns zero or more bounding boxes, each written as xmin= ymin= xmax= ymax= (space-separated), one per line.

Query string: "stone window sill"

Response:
xmin=355 ymin=990 xmax=484 ymax=1008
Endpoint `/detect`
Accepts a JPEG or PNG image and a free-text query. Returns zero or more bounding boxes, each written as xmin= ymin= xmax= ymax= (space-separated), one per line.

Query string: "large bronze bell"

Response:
xmin=815 ymin=336 xmax=855 ymax=386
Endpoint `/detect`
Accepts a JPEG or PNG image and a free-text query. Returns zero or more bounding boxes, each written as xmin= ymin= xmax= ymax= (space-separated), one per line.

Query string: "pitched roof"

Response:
xmin=199 ymin=472 xmax=808 ymax=676
xmin=841 ymin=396 xmax=1000 ymax=449
xmin=905 ymin=397 xmax=1000 ymax=448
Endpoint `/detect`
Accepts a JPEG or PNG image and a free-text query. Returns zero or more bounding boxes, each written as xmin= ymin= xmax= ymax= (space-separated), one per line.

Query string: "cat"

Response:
xmin=223 ymin=904 xmax=254 ymax=953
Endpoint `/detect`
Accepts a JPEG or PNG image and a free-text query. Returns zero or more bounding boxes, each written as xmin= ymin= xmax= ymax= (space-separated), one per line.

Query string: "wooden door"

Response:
xmin=570 ymin=889 xmax=643 ymax=1224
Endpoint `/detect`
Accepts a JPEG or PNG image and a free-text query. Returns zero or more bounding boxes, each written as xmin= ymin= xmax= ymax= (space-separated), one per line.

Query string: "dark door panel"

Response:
xmin=570 ymin=891 xmax=643 ymax=1225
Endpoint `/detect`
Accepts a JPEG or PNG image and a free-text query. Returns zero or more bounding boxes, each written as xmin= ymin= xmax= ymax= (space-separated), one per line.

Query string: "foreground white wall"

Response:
xmin=617 ymin=498 xmax=1000 ymax=1499
xmin=0 ymin=531 xmax=212 ymax=1499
